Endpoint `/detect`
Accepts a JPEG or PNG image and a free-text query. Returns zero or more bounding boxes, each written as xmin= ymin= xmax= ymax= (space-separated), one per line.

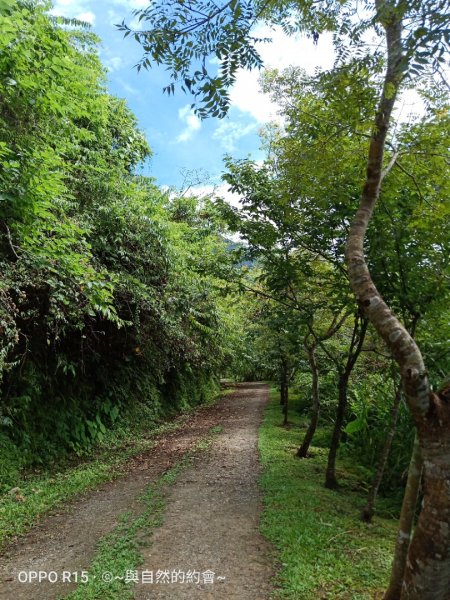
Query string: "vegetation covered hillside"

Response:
xmin=0 ymin=2 xmax=236 ymax=479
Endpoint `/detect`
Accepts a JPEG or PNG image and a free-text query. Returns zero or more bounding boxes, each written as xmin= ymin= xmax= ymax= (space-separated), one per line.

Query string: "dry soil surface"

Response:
xmin=0 ymin=383 xmax=274 ymax=600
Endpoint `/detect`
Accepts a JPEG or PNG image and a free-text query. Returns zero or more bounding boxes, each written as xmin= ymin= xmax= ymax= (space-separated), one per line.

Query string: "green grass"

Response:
xmin=0 ymin=394 xmax=224 ymax=550
xmin=210 ymin=424 xmax=224 ymax=434
xmin=64 ymin=426 xmax=223 ymax=600
xmin=259 ymin=388 xmax=397 ymax=600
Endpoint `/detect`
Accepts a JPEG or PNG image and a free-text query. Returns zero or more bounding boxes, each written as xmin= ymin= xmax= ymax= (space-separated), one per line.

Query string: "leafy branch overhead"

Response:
xmin=118 ymin=0 xmax=270 ymax=118
xmin=117 ymin=0 xmax=340 ymax=118
xmin=119 ymin=0 xmax=449 ymax=118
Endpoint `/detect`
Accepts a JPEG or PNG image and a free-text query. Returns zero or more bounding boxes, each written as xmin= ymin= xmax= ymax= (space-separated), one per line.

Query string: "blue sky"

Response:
xmin=50 ymin=1 xmax=426 ymax=197
xmin=49 ymin=1 xmax=338 ymax=192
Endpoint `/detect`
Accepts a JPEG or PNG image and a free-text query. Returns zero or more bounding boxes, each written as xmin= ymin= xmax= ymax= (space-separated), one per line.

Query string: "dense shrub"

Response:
xmin=0 ymin=2 xmax=230 ymax=485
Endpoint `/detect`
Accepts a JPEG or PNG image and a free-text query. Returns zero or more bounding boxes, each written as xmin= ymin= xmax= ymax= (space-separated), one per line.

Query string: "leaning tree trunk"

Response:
xmin=384 ymin=435 xmax=423 ymax=600
xmin=297 ymin=342 xmax=319 ymax=457
xmin=362 ymin=380 xmax=403 ymax=522
xmin=345 ymin=4 xmax=450 ymax=597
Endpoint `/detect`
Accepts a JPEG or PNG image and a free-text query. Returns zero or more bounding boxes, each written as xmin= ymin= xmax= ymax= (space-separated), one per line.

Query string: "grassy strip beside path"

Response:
xmin=259 ymin=388 xmax=397 ymax=599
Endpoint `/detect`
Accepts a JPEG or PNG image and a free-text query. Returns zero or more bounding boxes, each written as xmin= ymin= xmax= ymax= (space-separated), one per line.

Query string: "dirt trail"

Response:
xmin=135 ymin=382 xmax=273 ymax=600
xmin=0 ymin=383 xmax=274 ymax=600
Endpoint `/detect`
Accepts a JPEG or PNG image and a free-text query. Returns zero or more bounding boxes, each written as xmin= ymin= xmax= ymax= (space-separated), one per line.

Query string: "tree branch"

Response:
xmin=2 ymin=222 xmax=20 ymax=260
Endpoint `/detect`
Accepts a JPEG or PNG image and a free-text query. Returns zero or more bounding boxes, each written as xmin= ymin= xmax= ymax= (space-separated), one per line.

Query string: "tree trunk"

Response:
xmin=280 ymin=361 xmax=289 ymax=425
xmin=325 ymin=369 xmax=349 ymax=488
xmin=345 ymin=5 xmax=450 ymax=595
xmin=282 ymin=382 xmax=289 ymax=425
xmin=362 ymin=381 xmax=403 ymax=522
xmin=325 ymin=314 xmax=367 ymax=489
xmin=384 ymin=434 xmax=422 ymax=600
xmin=400 ymin=387 xmax=450 ymax=599
xmin=297 ymin=342 xmax=319 ymax=457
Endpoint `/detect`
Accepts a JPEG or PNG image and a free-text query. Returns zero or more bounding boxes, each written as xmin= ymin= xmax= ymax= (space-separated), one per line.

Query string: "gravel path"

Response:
xmin=0 ymin=383 xmax=274 ymax=600
xmin=134 ymin=382 xmax=274 ymax=600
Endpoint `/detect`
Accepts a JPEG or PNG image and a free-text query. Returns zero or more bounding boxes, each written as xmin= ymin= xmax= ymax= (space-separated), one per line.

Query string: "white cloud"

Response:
xmin=176 ymin=105 xmax=201 ymax=143
xmin=395 ymin=89 xmax=426 ymax=123
xmin=50 ymin=1 xmax=96 ymax=25
xmin=105 ymin=56 xmax=124 ymax=72
xmin=76 ymin=10 xmax=96 ymax=25
xmin=255 ymin=25 xmax=335 ymax=72
xmin=213 ymin=120 xmax=257 ymax=152
xmin=228 ymin=26 xmax=335 ymax=123
xmin=229 ymin=73 xmax=278 ymax=124
xmin=189 ymin=183 xmax=242 ymax=209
